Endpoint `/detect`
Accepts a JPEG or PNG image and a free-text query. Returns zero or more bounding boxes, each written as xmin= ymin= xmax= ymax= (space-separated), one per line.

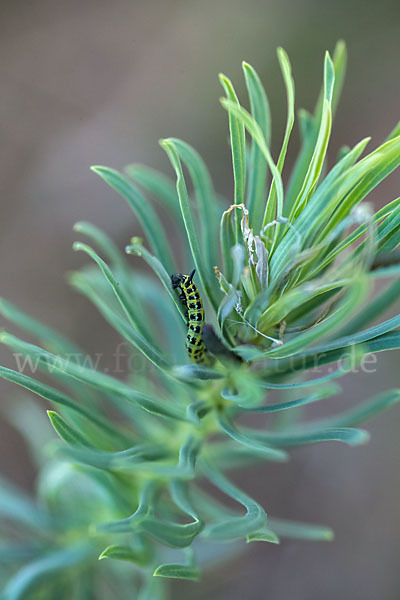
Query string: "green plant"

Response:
xmin=1 ymin=40 xmax=400 ymax=598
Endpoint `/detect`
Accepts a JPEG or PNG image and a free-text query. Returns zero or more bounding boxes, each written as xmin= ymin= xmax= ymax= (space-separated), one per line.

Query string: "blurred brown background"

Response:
xmin=0 ymin=0 xmax=399 ymax=598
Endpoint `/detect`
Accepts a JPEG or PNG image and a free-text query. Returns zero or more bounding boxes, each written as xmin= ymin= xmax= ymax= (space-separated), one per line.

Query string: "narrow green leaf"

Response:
xmin=331 ymin=40 xmax=347 ymax=110
xmin=246 ymin=527 xmax=280 ymax=544
xmin=141 ymin=517 xmax=203 ymax=548
xmin=167 ymin=138 xmax=220 ymax=269
xmin=274 ymin=48 xmax=296 ymax=170
xmin=372 ymin=199 xmax=400 ymax=241
xmin=91 ymin=166 xmax=175 ymax=273
xmin=61 ymin=444 xmax=169 ymax=471
xmin=121 ymin=392 xmax=188 ymax=422
xmin=47 ymin=411 xmax=91 ymax=447
xmin=121 ymin=390 xmax=186 ymax=421
xmin=315 ymin=40 xmax=347 ymax=119
xmin=73 ymin=242 xmax=169 ymax=370
xmin=177 ymin=435 xmax=202 ymax=477
xmin=219 ymin=74 xmax=246 ymax=210
xmin=284 ymin=40 xmax=347 ymax=215
xmin=97 ymin=481 xmax=158 ymax=534
xmin=160 ymin=139 xmax=221 ymax=311
xmin=376 ymin=213 xmax=400 ymax=251
xmin=221 ymin=99 xmax=284 ymax=229
xmin=231 ymin=389 xmax=337 ymax=414
xmin=186 ymin=400 xmax=211 ymax=423
xmin=245 ymin=426 xmax=370 ymax=446
xmin=297 ymin=312 xmax=400 ymax=358
xmin=258 ymin=367 xmax=347 ymax=389
xmin=264 ymin=47 xmax=295 ymax=243
xmin=99 ymin=544 xmax=151 ymax=565
xmin=201 ymin=460 xmax=267 ymax=540
xmin=376 ymin=206 xmax=400 ymax=252
xmin=284 ymin=110 xmax=318 ymax=217
xmin=154 ymin=563 xmax=201 ymax=581
xmin=242 ymin=61 xmax=271 ymax=232
xmin=217 ymin=411 xmax=288 ymax=460
xmin=289 ymin=52 xmax=334 ymax=221
xmin=386 ymin=120 xmax=400 ymax=142
xmin=220 ymin=206 xmax=238 ymax=281
xmin=268 ymin=518 xmax=334 ymax=541
xmin=169 ymin=480 xmax=201 ymax=522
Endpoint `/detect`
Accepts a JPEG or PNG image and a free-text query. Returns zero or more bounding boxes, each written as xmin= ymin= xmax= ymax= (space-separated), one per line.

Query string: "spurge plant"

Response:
xmin=1 ymin=41 xmax=400 ymax=598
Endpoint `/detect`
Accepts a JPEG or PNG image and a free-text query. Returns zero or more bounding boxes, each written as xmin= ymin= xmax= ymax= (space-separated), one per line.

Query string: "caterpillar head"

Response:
xmin=171 ymin=273 xmax=184 ymax=289
xmin=171 ymin=269 xmax=195 ymax=289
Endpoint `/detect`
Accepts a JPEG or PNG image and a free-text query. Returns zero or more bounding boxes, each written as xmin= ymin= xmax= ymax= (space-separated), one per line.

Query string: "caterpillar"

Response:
xmin=171 ymin=269 xmax=213 ymax=366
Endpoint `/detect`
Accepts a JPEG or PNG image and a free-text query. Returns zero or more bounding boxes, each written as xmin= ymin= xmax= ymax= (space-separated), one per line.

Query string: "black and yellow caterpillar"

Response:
xmin=171 ymin=269 xmax=213 ymax=366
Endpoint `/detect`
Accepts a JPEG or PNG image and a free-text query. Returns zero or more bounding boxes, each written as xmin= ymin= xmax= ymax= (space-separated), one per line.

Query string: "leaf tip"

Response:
xmin=241 ymin=60 xmax=253 ymax=73
xmin=276 ymin=46 xmax=288 ymax=59
xmin=159 ymin=138 xmax=171 ymax=149
xmin=153 ymin=564 xmax=201 ymax=582
xmin=334 ymin=39 xmax=347 ymax=57
xmin=98 ymin=546 xmax=112 ymax=561
xmin=218 ymin=73 xmax=231 ymax=89
xmin=90 ymin=165 xmax=104 ymax=174
xmin=72 ymin=241 xmax=84 ymax=253
xmin=354 ymin=429 xmax=371 ymax=445
xmin=0 ymin=331 xmax=9 ymax=344
xmin=324 ymin=528 xmax=335 ymax=541
xmin=73 ymin=221 xmax=86 ymax=233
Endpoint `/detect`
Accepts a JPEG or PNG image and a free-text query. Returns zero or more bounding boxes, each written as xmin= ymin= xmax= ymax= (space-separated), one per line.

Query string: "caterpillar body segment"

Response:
xmin=171 ymin=270 xmax=214 ymax=366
